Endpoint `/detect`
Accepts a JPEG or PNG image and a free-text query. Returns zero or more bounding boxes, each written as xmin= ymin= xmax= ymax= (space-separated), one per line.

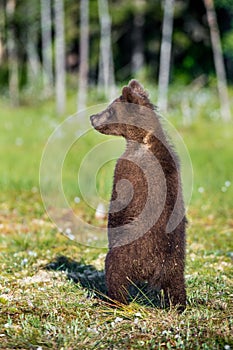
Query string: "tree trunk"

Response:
xmin=27 ymin=39 xmax=40 ymax=82
xmin=54 ymin=0 xmax=66 ymax=115
xmin=158 ymin=0 xmax=174 ymax=112
xmin=98 ymin=0 xmax=115 ymax=100
xmin=0 ymin=1 xmax=6 ymax=65
xmin=203 ymin=0 xmax=231 ymax=121
xmin=6 ymin=0 xmax=19 ymax=106
xmin=40 ymin=0 xmax=53 ymax=92
xmin=131 ymin=0 xmax=145 ymax=76
xmin=26 ymin=0 xmax=40 ymax=85
xmin=0 ymin=36 xmax=3 ymax=65
xmin=77 ymin=0 xmax=89 ymax=113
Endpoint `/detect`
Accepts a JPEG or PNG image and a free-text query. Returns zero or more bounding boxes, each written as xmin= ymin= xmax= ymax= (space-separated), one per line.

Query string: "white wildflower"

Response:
xmin=87 ymin=327 xmax=99 ymax=334
xmin=28 ymin=251 xmax=37 ymax=257
xmin=111 ymin=317 xmax=123 ymax=327
xmin=64 ymin=228 xmax=75 ymax=240
xmin=4 ymin=323 xmax=11 ymax=328
xmin=74 ymin=196 xmax=80 ymax=204
xmin=95 ymin=203 xmax=106 ymax=220
xmin=21 ymin=258 xmax=28 ymax=266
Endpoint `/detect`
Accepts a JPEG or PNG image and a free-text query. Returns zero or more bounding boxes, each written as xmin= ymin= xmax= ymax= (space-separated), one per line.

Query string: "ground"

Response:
xmin=0 ymin=88 xmax=232 ymax=349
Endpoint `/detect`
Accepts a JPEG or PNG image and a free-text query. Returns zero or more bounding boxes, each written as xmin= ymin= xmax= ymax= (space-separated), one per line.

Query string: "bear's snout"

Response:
xmin=90 ymin=111 xmax=109 ymax=130
xmin=90 ymin=114 xmax=96 ymax=124
xmin=90 ymin=113 xmax=100 ymax=128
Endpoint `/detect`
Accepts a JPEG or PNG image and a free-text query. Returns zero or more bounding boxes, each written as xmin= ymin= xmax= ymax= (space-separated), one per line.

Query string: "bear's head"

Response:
xmin=90 ymin=80 xmax=157 ymax=142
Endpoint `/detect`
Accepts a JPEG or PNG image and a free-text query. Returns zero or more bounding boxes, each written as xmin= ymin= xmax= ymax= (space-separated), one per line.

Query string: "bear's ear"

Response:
xmin=122 ymin=85 xmax=146 ymax=105
xmin=128 ymin=79 xmax=149 ymax=98
xmin=122 ymin=86 xmax=135 ymax=103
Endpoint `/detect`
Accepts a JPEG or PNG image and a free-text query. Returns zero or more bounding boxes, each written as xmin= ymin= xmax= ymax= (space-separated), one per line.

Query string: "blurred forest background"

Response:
xmin=0 ymin=0 xmax=233 ymax=115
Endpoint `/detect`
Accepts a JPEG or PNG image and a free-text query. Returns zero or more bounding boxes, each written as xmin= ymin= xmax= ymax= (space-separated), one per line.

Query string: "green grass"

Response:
xmin=0 ymin=87 xmax=233 ymax=349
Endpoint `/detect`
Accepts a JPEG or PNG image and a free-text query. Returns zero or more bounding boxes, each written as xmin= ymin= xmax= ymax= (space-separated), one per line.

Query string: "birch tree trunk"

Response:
xmin=0 ymin=35 xmax=3 ymax=66
xmin=54 ymin=0 xmax=66 ymax=115
xmin=0 ymin=2 xmax=6 ymax=65
xmin=203 ymin=0 xmax=231 ymax=121
xmin=40 ymin=0 xmax=53 ymax=92
xmin=98 ymin=0 xmax=115 ymax=100
xmin=77 ymin=0 xmax=89 ymax=113
xmin=131 ymin=0 xmax=145 ymax=76
xmin=6 ymin=0 xmax=19 ymax=106
xmin=27 ymin=0 xmax=40 ymax=85
xmin=27 ymin=37 xmax=40 ymax=83
xmin=158 ymin=0 xmax=174 ymax=112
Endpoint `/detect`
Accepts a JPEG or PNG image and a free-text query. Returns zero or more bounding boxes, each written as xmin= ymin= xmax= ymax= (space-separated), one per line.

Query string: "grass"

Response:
xmin=0 ymin=86 xmax=233 ymax=349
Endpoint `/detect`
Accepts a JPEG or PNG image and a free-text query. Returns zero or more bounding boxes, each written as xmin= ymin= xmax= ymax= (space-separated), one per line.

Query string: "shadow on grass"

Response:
xmin=45 ymin=255 xmax=161 ymax=307
xmin=45 ymin=255 xmax=107 ymax=298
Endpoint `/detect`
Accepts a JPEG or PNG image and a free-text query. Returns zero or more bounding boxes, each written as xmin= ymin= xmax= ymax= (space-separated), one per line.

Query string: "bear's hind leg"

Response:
xmin=162 ymin=271 xmax=186 ymax=312
xmin=105 ymin=251 xmax=130 ymax=305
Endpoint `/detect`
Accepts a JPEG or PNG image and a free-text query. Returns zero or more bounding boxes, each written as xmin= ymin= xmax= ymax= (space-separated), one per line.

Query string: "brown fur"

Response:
xmin=90 ymin=80 xmax=187 ymax=311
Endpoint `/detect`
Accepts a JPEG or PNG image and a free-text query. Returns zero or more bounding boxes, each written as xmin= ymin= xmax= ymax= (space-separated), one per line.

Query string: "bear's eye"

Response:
xmin=108 ymin=108 xmax=114 ymax=117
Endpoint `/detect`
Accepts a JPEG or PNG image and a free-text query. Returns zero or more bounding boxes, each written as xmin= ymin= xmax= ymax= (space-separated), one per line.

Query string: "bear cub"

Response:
xmin=90 ymin=80 xmax=187 ymax=310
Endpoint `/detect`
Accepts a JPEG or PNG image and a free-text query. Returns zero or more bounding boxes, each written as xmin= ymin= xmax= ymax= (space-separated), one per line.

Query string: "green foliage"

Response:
xmin=1 ymin=0 xmax=233 ymax=96
xmin=223 ymin=30 xmax=233 ymax=59
xmin=215 ymin=0 xmax=233 ymax=10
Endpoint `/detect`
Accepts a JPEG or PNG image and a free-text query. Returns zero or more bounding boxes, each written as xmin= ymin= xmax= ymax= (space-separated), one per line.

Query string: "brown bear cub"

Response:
xmin=90 ymin=80 xmax=187 ymax=311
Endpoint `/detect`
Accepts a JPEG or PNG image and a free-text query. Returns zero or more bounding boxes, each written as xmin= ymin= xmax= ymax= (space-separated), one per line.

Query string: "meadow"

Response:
xmin=0 ymin=86 xmax=232 ymax=349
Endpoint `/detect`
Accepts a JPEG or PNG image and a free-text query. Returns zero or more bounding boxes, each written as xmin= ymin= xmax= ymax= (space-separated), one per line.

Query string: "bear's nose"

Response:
xmin=90 ymin=114 xmax=97 ymax=124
